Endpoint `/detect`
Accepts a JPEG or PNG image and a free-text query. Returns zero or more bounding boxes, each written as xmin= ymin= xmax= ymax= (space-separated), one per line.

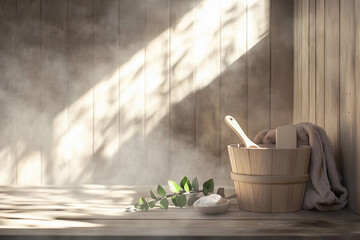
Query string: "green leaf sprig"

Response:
xmin=134 ymin=177 xmax=214 ymax=211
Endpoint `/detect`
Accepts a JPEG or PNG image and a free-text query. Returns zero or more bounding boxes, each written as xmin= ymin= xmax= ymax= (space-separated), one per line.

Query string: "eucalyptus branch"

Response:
xmin=162 ymin=189 xmax=203 ymax=199
xmin=134 ymin=177 xmax=215 ymax=211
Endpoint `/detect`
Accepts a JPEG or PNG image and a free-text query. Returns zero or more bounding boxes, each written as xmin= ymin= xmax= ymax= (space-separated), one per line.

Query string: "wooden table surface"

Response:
xmin=0 ymin=185 xmax=359 ymax=240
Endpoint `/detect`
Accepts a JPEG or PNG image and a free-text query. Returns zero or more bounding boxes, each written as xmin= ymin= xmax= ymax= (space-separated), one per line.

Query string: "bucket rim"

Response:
xmin=227 ymin=143 xmax=311 ymax=150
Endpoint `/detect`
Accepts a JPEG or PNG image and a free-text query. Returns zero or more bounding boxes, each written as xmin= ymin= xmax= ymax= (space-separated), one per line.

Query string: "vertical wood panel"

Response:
xmin=270 ymin=0 xmax=293 ymax=128
xmin=308 ymin=0 xmax=316 ymax=123
xmin=340 ymin=0 xmax=355 ymax=210
xmin=315 ymin=0 xmax=325 ymax=127
xmin=169 ymin=0 xmax=196 ymax=181
xmin=41 ymin=0 xmax=68 ymax=184
xmin=119 ymin=0 xmax=146 ymax=184
xmin=195 ymin=0 xmax=220 ymax=182
xmin=301 ymin=0 xmax=309 ymax=122
xmin=354 ymin=0 xmax=360 ymax=214
xmin=296 ymin=0 xmax=360 ymax=215
xmin=0 ymin=0 xmax=16 ymax=184
xmin=293 ymin=0 xmax=302 ymax=124
xmin=247 ymin=0 xmax=270 ymax=139
xmin=68 ymin=0 xmax=94 ymax=184
xmin=93 ymin=0 xmax=119 ymax=184
xmin=219 ymin=0 xmax=246 ymax=183
xmin=145 ymin=0 xmax=170 ymax=183
xmin=16 ymin=0 xmax=42 ymax=185
xmin=324 ymin=0 xmax=340 ymax=167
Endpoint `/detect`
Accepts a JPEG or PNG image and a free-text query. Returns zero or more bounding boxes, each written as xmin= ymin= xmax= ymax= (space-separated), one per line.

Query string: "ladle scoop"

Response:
xmin=224 ymin=115 xmax=260 ymax=148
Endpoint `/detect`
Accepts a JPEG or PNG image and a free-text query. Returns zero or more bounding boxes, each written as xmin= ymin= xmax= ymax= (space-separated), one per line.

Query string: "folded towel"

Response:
xmin=253 ymin=122 xmax=348 ymax=211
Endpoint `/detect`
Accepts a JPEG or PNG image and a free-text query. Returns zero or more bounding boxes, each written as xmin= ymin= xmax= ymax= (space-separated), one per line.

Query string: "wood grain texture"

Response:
xmin=339 ymin=0 xmax=355 ymax=209
xmin=0 ymin=186 xmax=359 ymax=239
xmin=354 ymin=0 xmax=360 ymax=215
xmin=0 ymin=0 xmax=16 ymax=184
xmin=16 ymin=0 xmax=42 ymax=185
xmin=315 ymin=0 xmax=325 ymax=127
xmin=41 ymin=0 xmax=68 ymax=184
xmin=145 ymin=0 xmax=170 ymax=183
xmin=219 ymin=0 xmax=247 ymax=185
xmin=228 ymin=146 xmax=310 ymax=212
xmin=270 ymin=0 xmax=293 ymax=128
xmin=93 ymin=0 xmax=119 ymax=184
xmin=294 ymin=0 xmax=360 ymax=215
xmin=119 ymin=0 xmax=146 ymax=185
xmin=293 ymin=0 xmax=302 ymax=124
xmin=300 ymin=0 xmax=309 ymax=122
xmin=247 ymin=0 xmax=271 ymax=139
xmin=67 ymin=0 xmax=94 ymax=184
xmin=324 ymin=0 xmax=340 ymax=168
xmin=169 ymin=0 xmax=196 ymax=181
xmin=309 ymin=0 xmax=316 ymax=123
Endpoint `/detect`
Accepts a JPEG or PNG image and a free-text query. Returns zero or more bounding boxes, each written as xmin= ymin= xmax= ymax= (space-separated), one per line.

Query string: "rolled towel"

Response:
xmin=253 ymin=122 xmax=348 ymax=211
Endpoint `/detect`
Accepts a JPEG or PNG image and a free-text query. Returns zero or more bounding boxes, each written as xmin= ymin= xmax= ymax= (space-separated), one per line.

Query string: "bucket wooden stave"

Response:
xmin=228 ymin=144 xmax=311 ymax=213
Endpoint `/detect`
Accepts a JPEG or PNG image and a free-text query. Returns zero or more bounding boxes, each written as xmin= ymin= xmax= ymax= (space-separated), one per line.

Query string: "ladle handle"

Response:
xmin=224 ymin=115 xmax=259 ymax=148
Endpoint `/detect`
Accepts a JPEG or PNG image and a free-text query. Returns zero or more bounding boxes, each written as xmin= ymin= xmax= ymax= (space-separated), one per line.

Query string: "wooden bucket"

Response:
xmin=228 ymin=144 xmax=311 ymax=212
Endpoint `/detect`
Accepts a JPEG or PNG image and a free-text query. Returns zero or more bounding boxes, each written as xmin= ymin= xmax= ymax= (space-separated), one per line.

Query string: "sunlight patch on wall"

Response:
xmin=0 ymin=146 xmax=15 ymax=184
xmin=94 ymin=69 xmax=119 ymax=159
xmin=247 ymin=0 xmax=270 ymax=49
xmin=221 ymin=0 xmax=247 ymax=68
xmin=48 ymin=0 xmax=269 ymax=183
xmin=51 ymin=108 xmax=68 ymax=183
xmin=194 ymin=0 xmax=220 ymax=89
xmin=16 ymin=140 xmax=41 ymax=185
xmin=119 ymin=49 xmax=145 ymax=146
xmin=170 ymin=5 xmax=195 ymax=104
xmin=145 ymin=29 xmax=170 ymax=135
xmin=67 ymin=88 xmax=93 ymax=183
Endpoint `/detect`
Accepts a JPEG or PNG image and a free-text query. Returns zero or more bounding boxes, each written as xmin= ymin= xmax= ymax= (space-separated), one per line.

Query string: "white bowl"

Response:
xmin=193 ymin=198 xmax=231 ymax=215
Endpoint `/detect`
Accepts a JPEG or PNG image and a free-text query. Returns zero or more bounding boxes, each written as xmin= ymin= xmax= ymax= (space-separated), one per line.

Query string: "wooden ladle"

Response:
xmin=224 ymin=115 xmax=260 ymax=149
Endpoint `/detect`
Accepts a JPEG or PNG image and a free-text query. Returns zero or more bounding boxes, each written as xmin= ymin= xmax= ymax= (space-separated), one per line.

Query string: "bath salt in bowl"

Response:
xmin=195 ymin=194 xmax=222 ymax=207
xmin=194 ymin=194 xmax=231 ymax=215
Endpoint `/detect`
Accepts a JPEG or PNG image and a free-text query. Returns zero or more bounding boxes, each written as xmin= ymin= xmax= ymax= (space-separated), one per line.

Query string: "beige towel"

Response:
xmin=253 ymin=122 xmax=348 ymax=211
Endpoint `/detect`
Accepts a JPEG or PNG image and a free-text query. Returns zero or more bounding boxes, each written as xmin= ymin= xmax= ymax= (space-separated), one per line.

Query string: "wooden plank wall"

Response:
xmin=294 ymin=0 xmax=360 ymax=214
xmin=0 ymin=0 xmax=293 ymax=186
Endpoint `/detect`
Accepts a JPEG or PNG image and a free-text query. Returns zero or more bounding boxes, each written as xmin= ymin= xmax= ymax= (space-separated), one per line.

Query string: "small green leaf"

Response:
xmin=192 ymin=177 xmax=199 ymax=190
xmin=203 ymin=178 xmax=214 ymax=193
xmin=168 ymin=180 xmax=182 ymax=193
xmin=139 ymin=201 xmax=146 ymax=210
xmin=188 ymin=193 xmax=199 ymax=206
xmin=177 ymin=195 xmax=187 ymax=208
xmin=171 ymin=194 xmax=178 ymax=205
xmin=184 ymin=182 xmax=190 ymax=192
xmin=171 ymin=195 xmax=186 ymax=208
xmin=150 ymin=190 xmax=158 ymax=199
xmin=203 ymin=187 xmax=209 ymax=196
xmin=180 ymin=177 xmax=192 ymax=190
xmin=187 ymin=179 xmax=192 ymax=190
xmin=148 ymin=201 xmax=156 ymax=208
xmin=157 ymin=185 xmax=166 ymax=197
xmin=180 ymin=176 xmax=188 ymax=189
xmin=139 ymin=197 xmax=148 ymax=205
xmin=160 ymin=198 xmax=169 ymax=209
xmin=143 ymin=204 xmax=149 ymax=211
xmin=134 ymin=202 xmax=140 ymax=209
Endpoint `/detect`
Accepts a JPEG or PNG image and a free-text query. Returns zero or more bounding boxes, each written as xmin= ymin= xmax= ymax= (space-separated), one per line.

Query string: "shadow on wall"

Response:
xmin=0 ymin=0 xmax=283 ymax=186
